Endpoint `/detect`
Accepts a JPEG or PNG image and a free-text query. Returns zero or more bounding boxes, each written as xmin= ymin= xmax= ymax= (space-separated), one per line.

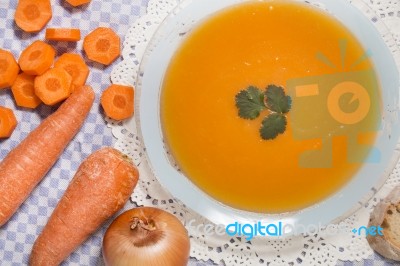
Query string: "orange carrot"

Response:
xmin=54 ymin=53 xmax=89 ymax=89
xmin=11 ymin=73 xmax=42 ymax=109
xmin=30 ymin=147 xmax=139 ymax=266
xmin=34 ymin=68 xmax=72 ymax=105
xmin=83 ymin=27 xmax=120 ymax=65
xmin=14 ymin=0 xmax=52 ymax=33
xmin=19 ymin=40 xmax=55 ymax=76
xmin=0 ymin=49 xmax=20 ymax=89
xmin=65 ymin=0 xmax=91 ymax=7
xmin=0 ymin=107 xmax=17 ymax=138
xmin=0 ymin=85 xmax=94 ymax=227
xmin=100 ymin=84 xmax=134 ymax=120
xmin=45 ymin=28 xmax=81 ymax=42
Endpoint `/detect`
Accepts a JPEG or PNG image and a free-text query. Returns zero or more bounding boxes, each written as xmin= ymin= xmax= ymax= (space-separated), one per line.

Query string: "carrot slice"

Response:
xmin=19 ymin=40 xmax=55 ymax=76
xmin=45 ymin=28 xmax=81 ymax=42
xmin=0 ymin=49 xmax=20 ymax=89
xmin=65 ymin=0 xmax=91 ymax=7
xmin=54 ymin=53 xmax=89 ymax=90
xmin=34 ymin=68 xmax=72 ymax=105
xmin=83 ymin=27 xmax=120 ymax=65
xmin=14 ymin=0 xmax=52 ymax=33
xmin=100 ymin=84 xmax=134 ymax=120
xmin=0 ymin=107 xmax=17 ymax=138
xmin=11 ymin=73 xmax=42 ymax=109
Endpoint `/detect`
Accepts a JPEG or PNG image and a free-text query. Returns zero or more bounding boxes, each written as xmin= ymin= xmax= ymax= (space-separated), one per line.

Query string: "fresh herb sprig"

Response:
xmin=235 ymin=85 xmax=291 ymax=140
xmin=235 ymin=86 xmax=266 ymax=120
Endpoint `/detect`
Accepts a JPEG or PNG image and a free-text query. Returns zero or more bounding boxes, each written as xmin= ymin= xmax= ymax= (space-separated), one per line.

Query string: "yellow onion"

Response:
xmin=102 ymin=207 xmax=190 ymax=266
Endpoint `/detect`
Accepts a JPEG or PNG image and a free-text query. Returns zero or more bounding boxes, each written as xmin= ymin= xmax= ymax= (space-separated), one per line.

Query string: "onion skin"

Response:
xmin=102 ymin=207 xmax=190 ymax=266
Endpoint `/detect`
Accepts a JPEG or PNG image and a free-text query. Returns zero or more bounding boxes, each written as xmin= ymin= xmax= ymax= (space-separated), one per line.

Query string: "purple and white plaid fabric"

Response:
xmin=0 ymin=0 xmax=145 ymax=265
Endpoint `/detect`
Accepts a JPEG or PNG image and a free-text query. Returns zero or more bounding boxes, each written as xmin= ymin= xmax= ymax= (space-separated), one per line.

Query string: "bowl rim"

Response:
xmin=135 ymin=0 xmax=400 ymax=234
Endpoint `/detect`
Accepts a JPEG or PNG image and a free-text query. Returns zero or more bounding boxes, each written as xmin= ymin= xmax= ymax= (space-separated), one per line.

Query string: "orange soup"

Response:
xmin=161 ymin=0 xmax=380 ymax=213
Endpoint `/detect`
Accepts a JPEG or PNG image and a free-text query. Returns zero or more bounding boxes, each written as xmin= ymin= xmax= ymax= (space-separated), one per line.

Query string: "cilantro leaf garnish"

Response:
xmin=235 ymin=84 xmax=291 ymax=140
xmin=260 ymin=113 xmax=287 ymax=140
xmin=235 ymin=86 xmax=266 ymax=120
xmin=265 ymin=85 xmax=291 ymax=114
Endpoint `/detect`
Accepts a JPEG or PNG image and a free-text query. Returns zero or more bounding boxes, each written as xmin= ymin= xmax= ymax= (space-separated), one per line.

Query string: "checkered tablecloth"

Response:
xmin=0 ymin=0 xmax=145 ymax=265
xmin=0 ymin=0 xmax=398 ymax=265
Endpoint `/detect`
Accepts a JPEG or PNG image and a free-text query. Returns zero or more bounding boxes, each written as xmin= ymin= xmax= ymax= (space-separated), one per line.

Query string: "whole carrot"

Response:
xmin=30 ymin=147 xmax=139 ymax=266
xmin=0 ymin=85 xmax=94 ymax=226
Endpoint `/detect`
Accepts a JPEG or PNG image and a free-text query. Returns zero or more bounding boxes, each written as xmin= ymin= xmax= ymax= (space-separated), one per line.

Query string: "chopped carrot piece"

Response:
xmin=34 ymin=68 xmax=72 ymax=105
xmin=14 ymin=0 xmax=52 ymax=33
xmin=54 ymin=53 xmax=89 ymax=90
xmin=100 ymin=84 xmax=134 ymax=120
xmin=0 ymin=107 xmax=17 ymax=138
xmin=45 ymin=28 xmax=81 ymax=42
xmin=11 ymin=73 xmax=42 ymax=109
xmin=83 ymin=27 xmax=120 ymax=65
xmin=65 ymin=0 xmax=91 ymax=7
xmin=0 ymin=49 xmax=20 ymax=89
xmin=19 ymin=40 xmax=55 ymax=76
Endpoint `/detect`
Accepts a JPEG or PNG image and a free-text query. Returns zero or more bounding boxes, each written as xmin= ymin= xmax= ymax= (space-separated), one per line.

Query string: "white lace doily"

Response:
xmin=109 ymin=0 xmax=400 ymax=265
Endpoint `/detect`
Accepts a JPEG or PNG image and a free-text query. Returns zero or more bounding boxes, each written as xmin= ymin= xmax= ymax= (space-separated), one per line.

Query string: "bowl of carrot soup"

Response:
xmin=136 ymin=0 xmax=400 ymax=232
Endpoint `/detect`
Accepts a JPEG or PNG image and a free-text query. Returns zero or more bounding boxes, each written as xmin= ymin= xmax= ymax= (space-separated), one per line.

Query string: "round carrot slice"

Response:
xmin=0 ymin=106 xmax=17 ymax=138
xmin=0 ymin=49 xmax=20 ymax=89
xmin=19 ymin=40 xmax=55 ymax=76
xmin=100 ymin=84 xmax=134 ymax=120
xmin=83 ymin=27 xmax=120 ymax=65
xmin=54 ymin=53 xmax=89 ymax=90
xmin=14 ymin=0 xmax=52 ymax=33
xmin=11 ymin=73 xmax=42 ymax=109
xmin=45 ymin=28 xmax=81 ymax=42
xmin=66 ymin=0 xmax=91 ymax=7
xmin=34 ymin=68 xmax=72 ymax=105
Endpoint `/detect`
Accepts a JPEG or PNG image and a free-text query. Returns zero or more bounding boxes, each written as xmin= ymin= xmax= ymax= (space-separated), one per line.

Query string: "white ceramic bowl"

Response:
xmin=136 ymin=0 xmax=400 ymax=233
